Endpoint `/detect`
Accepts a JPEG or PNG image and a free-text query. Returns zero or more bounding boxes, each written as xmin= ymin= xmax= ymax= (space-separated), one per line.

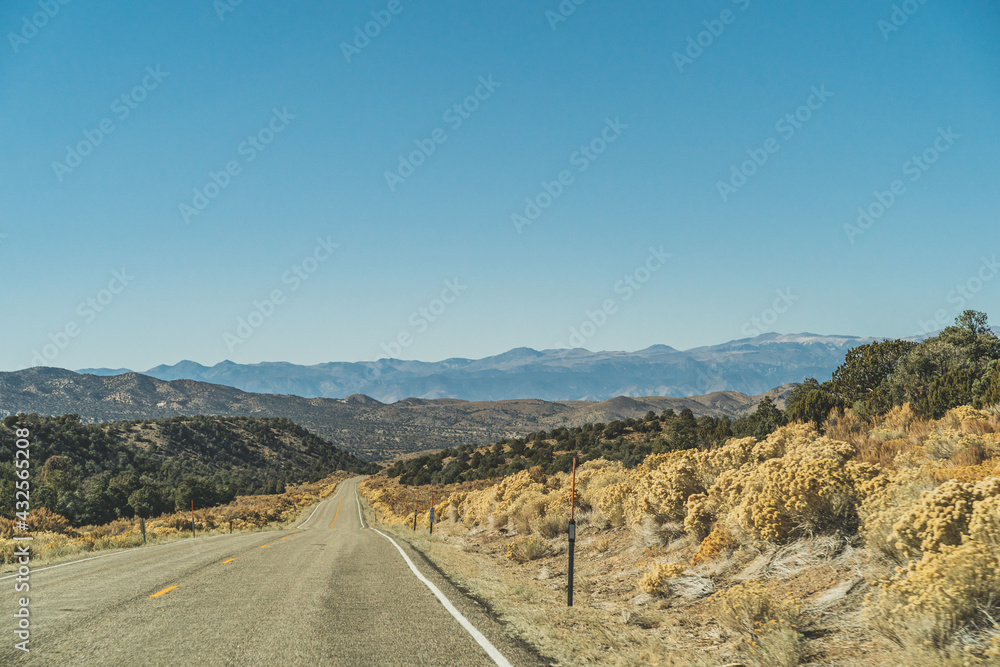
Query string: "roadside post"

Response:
xmin=139 ymin=516 xmax=146 ymax=544
xmin=413 ymin=492 xmax=418 ymax=531
xmin=191 ymin=500 xmax=196 ymax=538
xmin=568 ymin=457 xmax=577 ymax=607
xmin=429 ymin=486 xmax=435 ymax=535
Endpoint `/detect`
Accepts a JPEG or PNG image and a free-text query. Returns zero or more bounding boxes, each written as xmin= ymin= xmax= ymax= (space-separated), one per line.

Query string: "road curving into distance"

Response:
xmin=1 ymin=478 xmax=546 ymax=666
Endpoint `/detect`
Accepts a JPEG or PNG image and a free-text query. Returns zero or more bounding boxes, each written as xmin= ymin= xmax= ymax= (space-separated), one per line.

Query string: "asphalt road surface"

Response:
xmin=1 ymin=477 xmax=546 ymax=666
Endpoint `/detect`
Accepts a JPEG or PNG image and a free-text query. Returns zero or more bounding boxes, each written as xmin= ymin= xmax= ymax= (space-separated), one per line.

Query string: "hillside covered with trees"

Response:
xmin=386 ymin=399 xmax=785 ymax=486
xmin=0 ymin=414 xmax=376 ymax=527
xmin=389 ymin=311 xmax=1000 ymax=487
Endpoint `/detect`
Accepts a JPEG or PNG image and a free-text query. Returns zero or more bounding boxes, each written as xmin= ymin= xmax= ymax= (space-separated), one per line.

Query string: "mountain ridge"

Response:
xmin=76 ymin=332 xmax=873 ymax=403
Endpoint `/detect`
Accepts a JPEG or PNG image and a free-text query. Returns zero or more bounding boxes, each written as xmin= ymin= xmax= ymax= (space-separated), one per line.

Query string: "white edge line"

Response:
xmin=297 ymin=499 xmax=324 ymax=529
xmin=0 ymin=548 xmax=134 ymax=580
xmin=373 ymin=528 xmax=511 ymax=667
xmin=0 ymin=531 xmax=238 ymax=580
xmin=4 ymin=478 xmax=356 ymax=579
xmin=355 ymin=483 xmax=365 ymax=529
xmin=0 ymin=525 xmax=272 ymax=580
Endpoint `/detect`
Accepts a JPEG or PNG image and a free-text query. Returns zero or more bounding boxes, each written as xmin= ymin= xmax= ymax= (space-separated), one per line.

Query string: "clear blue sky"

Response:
xmin=2 ymin=0 xmax=998 ymax=371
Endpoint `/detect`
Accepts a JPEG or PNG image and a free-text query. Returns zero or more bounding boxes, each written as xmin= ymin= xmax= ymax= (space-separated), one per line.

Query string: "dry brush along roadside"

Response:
xmin=360 ymin=405 xmax=1000 ymax=666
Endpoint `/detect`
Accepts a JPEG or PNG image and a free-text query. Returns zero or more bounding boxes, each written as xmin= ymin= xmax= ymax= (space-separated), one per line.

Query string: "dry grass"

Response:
xmin=711 ymin=580 xmax=802 ymax=636
xmin=507 ymin=536 xmax=554 ymax=563
xmin=0 ymin=473 xmax=351 ymax=570
xmin=359 ymin=405 xmax=1000 ymax=666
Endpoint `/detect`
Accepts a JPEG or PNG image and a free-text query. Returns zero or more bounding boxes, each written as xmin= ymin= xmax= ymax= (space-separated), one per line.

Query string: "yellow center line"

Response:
xmin=280 ymin=537 xmax=288 ymax=540
xmin=149 ymin=586 xmax=177 ymax=598
xmin=221 ymin=558 xmax=236 ymax=564
xmin=260 ymin=544 xmax=270 ymax=549
xmin=329 ymin=499 xmax=343 ymax=529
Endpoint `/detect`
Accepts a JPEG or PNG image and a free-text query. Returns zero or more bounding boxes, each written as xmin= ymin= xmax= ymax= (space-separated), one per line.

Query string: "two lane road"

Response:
xmin=1 ymin=478 xmax=544 ymax=666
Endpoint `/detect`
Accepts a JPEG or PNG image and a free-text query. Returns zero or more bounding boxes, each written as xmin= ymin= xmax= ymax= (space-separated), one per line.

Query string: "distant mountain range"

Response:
xmin=78 ymin=332 xmax=873 ymax=403
xmin=0 ymin=367 xmax=791 ymax=461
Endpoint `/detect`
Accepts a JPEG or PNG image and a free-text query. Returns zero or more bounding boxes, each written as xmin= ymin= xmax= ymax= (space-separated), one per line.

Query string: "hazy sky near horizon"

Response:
xmin=2 ymin=1 xmax=998 ymax=371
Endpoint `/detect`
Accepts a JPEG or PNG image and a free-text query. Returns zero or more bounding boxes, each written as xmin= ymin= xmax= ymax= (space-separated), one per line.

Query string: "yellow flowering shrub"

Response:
xmin=869 ymin=491 xmax=1000 ymax=649
xmin=722 ymin=434 xmax=863 ymax=543
xmin=938 ymin=405 xmax=994 ymax=431
xmin=858 ymin=465 xmax=934 ymax=562
xmin=683 ymin=492 xmax=715 ymax=541
xmin=26 ymin=507 xmax=75 ymax=535
xmin=638 ymin=561 xmax=687 ymax=595
xmin=698 ymin=436 xmax=758 ymax=482
xmin=691 ymin=521 xmax=736 ymax=565
xmin=593 ymin=481 xmax=635 ymax=526
xmin=629 ymin=455 xmax=704 ymax=524
xmin=890 ymin=477 xmax=1000 ymax=559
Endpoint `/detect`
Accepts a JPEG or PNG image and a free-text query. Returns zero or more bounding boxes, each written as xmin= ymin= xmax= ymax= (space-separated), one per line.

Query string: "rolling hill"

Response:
xmin=0 ymin=367 xmax=791 ymax=460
